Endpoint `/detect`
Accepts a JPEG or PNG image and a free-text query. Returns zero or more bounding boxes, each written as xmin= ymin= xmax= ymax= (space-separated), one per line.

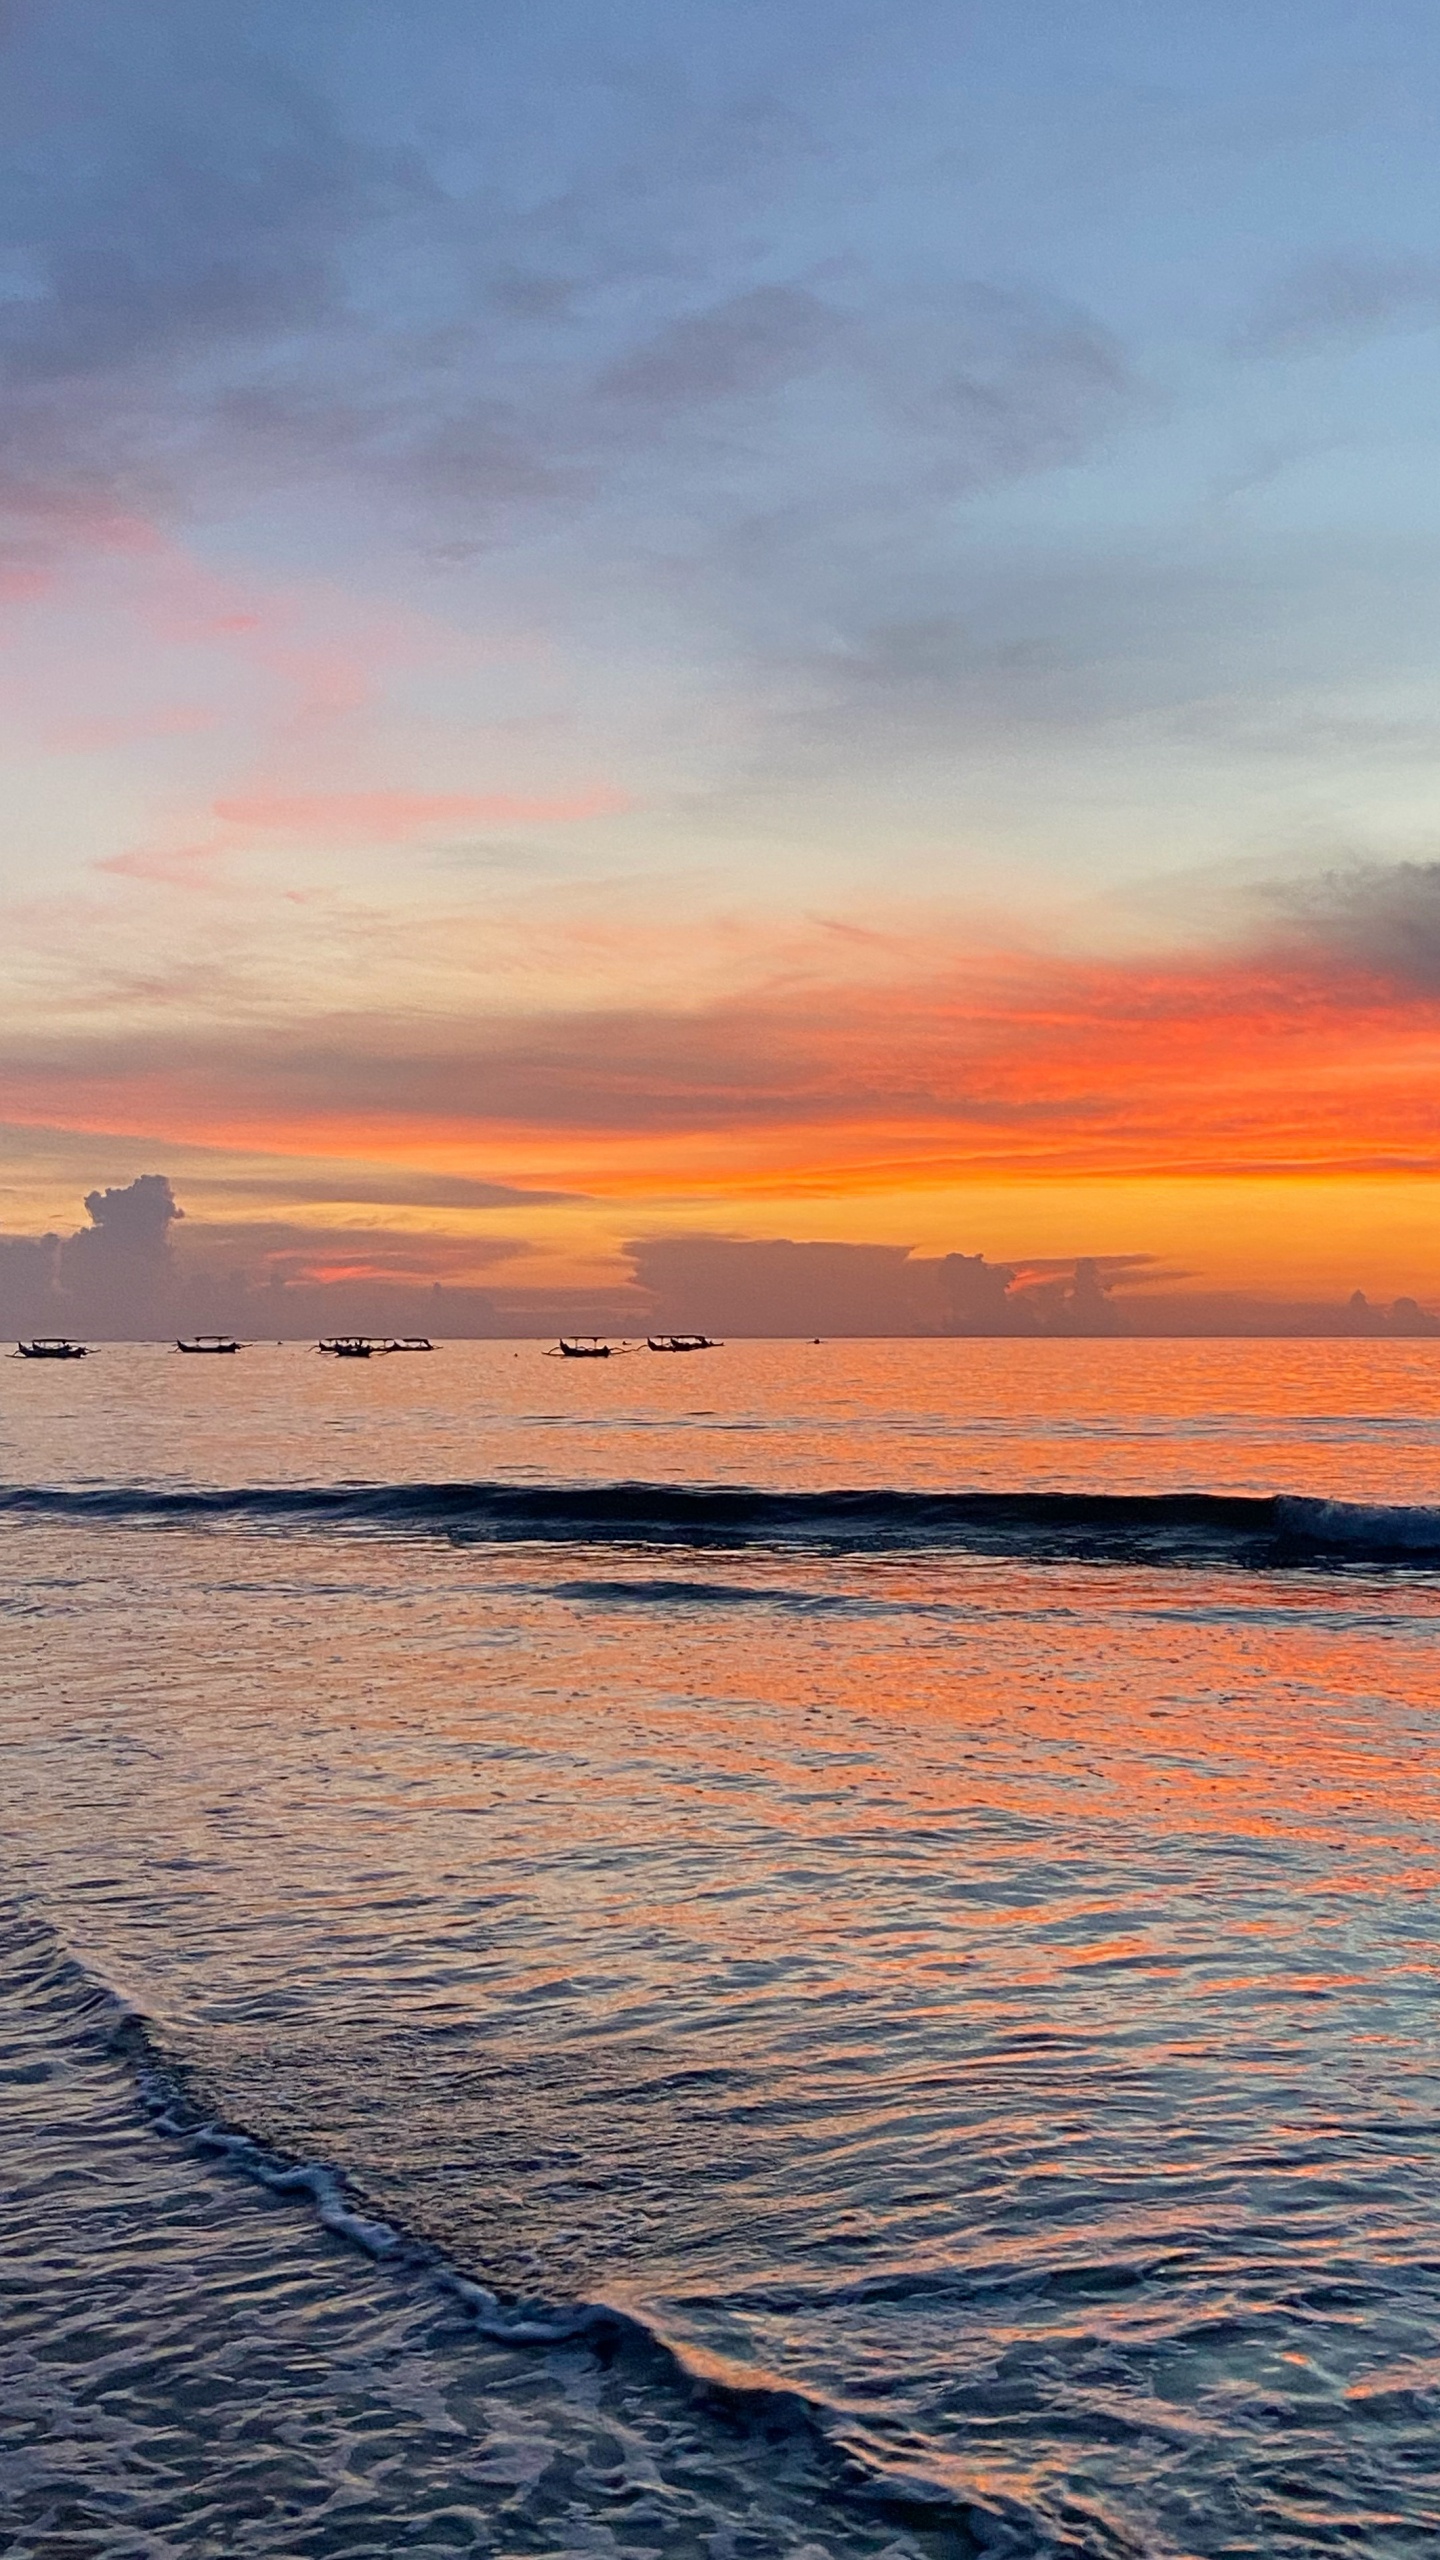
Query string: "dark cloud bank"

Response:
xmin=1 ymin=1178 xmax=1434 ymax=1340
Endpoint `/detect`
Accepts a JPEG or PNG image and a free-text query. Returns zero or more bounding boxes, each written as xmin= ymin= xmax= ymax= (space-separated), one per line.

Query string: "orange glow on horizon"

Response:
xmin=5 ymin=916 xmax=1440 ymax=1298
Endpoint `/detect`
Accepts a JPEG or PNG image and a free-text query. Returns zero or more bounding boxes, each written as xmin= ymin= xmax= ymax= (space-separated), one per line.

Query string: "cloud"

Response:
xmin=1278 ymin=859 xmax=1440 ymax=992
xmin=1238 ymin=250 xmax=1440 ymax=356
xmin=0 ymin=0 xmax=1138 ymax=644
xmin=9 ymin=856 xmax=1440 ymax=1186
xmin=874 ymin=281 xmax=1132 ymax=489
xmin=190 ymin=1173 xmax=586 ymax=1209
xmin=0 ymin=9 xmax=435 ymax=555
xmin=52 ymin=1172 xmax=185 ymax=1330
xmin=211 ymin=789 xmax=628 ymax=841
xmin=77 ymin=1173 xmax=183 ymax=1249
xmin=95 ymin=840 xmax=226 ymax=887
xmin=599 ymin=285 xmax=840 ymax=409
xmin=45 ymin=704 xmax=218 ymax=750
xmin=0 ymin=42 xmax=422 ymax=388
xmin=630 ymin=1231 xmax=1042 ymax=1335
xmin=179 ymin=1217 xmax=529 ymax=1284
xmin=3 ymin=1178 xmax=1428 ymax=1337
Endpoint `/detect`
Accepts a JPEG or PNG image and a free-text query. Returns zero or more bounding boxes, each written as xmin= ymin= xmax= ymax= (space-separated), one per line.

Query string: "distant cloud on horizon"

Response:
xmin=0 ymin=1177 xmax=1433 ymax=1341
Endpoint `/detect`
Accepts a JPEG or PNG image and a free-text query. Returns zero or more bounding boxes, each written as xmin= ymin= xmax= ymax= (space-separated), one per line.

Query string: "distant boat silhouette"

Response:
xmin=550 ymin=1336 xmax=623 ymax=1358
xmin=177 ymin=1335 xmax=241 ymax=1354
xmin=647 ymin=1334 xmax=721 ymax=1352
xmin=381 ymin=1337 xmax=435 ymax=1352
xmin=317 ymin=1337 xmax=377 ymax=1358
xmin=15 ymin=1338 xmax=88 ymax=1360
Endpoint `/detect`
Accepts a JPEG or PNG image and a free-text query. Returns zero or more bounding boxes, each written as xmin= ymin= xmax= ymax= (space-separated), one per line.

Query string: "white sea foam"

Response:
xmin=1277 ymin=1494 xmax=1440 ymax=1553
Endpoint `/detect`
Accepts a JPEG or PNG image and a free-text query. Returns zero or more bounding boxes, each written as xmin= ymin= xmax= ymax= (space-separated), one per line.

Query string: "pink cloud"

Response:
xmin=212 ymin=787 xmax=630 ymax=841
xmin=0 ymin=565 xmax=55 ymax=604
xmin=47 ymin=706 xmax=220 ymax=751
xmin=95 ymin=840 xmax=226 ymax=888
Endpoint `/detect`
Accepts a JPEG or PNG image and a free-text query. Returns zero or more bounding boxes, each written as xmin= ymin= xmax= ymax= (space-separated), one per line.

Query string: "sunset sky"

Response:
xmin=5 ymin=0 xmax=1440 ymax=1322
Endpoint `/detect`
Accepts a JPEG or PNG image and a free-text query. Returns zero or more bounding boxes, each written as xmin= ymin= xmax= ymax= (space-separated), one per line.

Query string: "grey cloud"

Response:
xmin=884 ymin=282 xmax=1132 ymax=488
xmin=0 ymin=10 xmax=435 ymax=544
xmin=52 ymin=1172 xmax=184 ymax=1332
xmin=1 ymin=1176 xmax=1433 ymax=1341
xmin=1239 ymin=250 xmax=1440 ymax=356
xmin=0 ymin=1229 xmax=62 ymax=1336
xmin=0 ymin=4 xmax=1137 ymax=584
xmin=0 ymin=1173 xmax=568 ymax=1336
xmin=626 ymin=1234 xmax=1403 ymax=1338
xmin=77 ymin=1171 xmax=182 ymax=1245
xmin=599 ymin=285 xmax=840 ymax=409
xmin=633 ymin=1234 xmax=1440 ymax=1338
xmin=629 ymin=1231 xmax=1040 ymax=1336
xmin=0 ymin=25 xmax=428 ymax=387
xmin=1278 ymin=858 xmax=1440 ymax=990
xmin=0 ymin=998 xmax=1105 ymax=1140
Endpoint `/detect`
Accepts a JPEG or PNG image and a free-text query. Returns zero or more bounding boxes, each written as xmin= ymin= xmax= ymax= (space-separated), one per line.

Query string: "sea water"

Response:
xmin=1 ymin=1339 xmax=1438 ymax=2557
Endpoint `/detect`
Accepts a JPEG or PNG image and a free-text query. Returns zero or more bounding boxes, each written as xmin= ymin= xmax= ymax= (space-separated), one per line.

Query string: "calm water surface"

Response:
xmin=1 ymin=1341 xmax=1438 ymax=2557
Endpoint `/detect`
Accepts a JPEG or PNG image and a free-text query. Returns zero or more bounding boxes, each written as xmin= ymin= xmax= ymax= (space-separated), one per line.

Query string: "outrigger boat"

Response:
xmin=317 ymin=1336 xmax=377 ymax=1358
xmin=647 ymin=1334 xmax=721 ymax=1352
xmin=550 ymin=1335 xmax=622 ymax=1358
xmin=176 ymin=1334 xmax=241 ymax=1354
xmin=381 ymin=1337 xmax=434 ymax=1352
xmin=15 ymin=1338 xmax=88 ymax=1359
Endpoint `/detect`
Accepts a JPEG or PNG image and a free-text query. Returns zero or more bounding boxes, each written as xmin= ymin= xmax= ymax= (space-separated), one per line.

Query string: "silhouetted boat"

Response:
xmin=647 ymin=1334 xmax=721 ymax=1352
xmin=15 ymin=1338 xmax=88 ymax=1359
xmin=550 ymin=1336 xmax=616 ymax=1358
xmin=382 ymin=1337 xmax=434 ymax=1352
xmin=177 ymin=1335 xmax=241 ymax=1354
xmin=317 ymin=1337 xmax=376 ymax=1357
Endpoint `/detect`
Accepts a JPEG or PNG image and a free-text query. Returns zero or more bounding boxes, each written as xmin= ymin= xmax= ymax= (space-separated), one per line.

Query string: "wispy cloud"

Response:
xmin=1238 ymin=250 xmax=1440 ymax=356
xmin=5 ymin=869 xmax=1440 ymax=1185
xmin=94 ymin=840 xmax=226 ymax=888
xmin=188 ymin=1173 xmax=586 ymax=1209
xmin=44 ymin=705 xmax=219 ymax=751
xmin=212 ymin=788 xmax=629 ymax=841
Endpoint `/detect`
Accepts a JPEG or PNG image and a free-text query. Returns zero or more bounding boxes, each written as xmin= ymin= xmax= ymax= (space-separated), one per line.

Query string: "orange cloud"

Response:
xmin=8 ymin=864 xmax=1440 ymax=1307
xmin=5 ymin=928 xmax=1440 ymax=1182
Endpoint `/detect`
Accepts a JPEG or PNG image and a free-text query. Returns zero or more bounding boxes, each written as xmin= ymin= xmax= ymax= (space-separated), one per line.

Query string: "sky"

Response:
xmin=5 ymin=0 xmax=1440 ymax=1332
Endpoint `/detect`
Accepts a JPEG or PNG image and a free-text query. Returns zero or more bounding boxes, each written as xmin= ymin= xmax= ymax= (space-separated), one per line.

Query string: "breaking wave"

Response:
xmin=3 ymin=1477 xmax=1440 ymax=1565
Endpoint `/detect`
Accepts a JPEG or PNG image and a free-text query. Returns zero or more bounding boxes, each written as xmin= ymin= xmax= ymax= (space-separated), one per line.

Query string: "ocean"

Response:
xmin=2 ymin=1338 xmax=1438 ymax=2559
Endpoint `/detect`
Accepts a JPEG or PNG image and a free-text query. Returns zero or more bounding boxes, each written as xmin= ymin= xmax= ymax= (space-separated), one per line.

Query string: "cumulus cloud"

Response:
xmin=0 ymin=1174 xmax=581 ymax=1336
xmin=0 ymin=1176 xmax=1433 ymax=1339
xmin=77 ymin=1172 xmax=182 ymax=1248
xmin=53 ymin=1172 xmax=184 ymax=1330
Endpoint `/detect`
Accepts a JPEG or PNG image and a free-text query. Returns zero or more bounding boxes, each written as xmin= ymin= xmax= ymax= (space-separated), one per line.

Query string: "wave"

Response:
xmin=3 ymin=1477 xmax=1440 ymax=1565
xmin=2 ymin=1893 xmax=1141 ymax=2559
